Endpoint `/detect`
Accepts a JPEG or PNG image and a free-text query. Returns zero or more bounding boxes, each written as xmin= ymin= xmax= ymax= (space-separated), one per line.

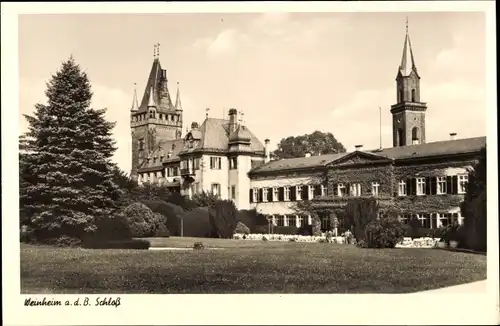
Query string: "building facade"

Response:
xmin=130 ymin=26 xmax=486 ymax=230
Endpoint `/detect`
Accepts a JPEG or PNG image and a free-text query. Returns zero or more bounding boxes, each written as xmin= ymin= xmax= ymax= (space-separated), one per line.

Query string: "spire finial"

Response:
xmin=175 ymin=81 xmax=183 ymax=111
xmin=153 ymin=44 xmax=157 ymax=59
xmin=206 ymin=108 xmax=210 ymax=119
xmin=131 ymin=82 xmax=139 ymax=111
xmin=157 ymin=43 xmax=161 ymax=58
xmin=405 ymin=16 xmax=408 ymax=34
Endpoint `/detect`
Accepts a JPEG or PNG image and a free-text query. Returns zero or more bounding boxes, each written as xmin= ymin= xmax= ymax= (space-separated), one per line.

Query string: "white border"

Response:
xmin=2 ymin=2 xmax=498 ymax=325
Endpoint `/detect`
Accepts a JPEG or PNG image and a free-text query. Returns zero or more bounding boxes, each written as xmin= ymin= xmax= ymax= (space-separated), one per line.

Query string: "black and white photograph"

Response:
xmin=2 ymin=1 xmax=498 ymax=325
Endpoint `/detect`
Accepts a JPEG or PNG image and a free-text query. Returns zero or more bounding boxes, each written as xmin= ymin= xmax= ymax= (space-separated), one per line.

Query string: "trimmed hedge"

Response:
xmin=123 ymin=202 xmax=157 ymax=238
xmin=234 ymin=222 xmax=250 ymax=235
xmin=362 ymin=218 xmax=405 ymax=248
xmin=183 ymin=207 xmax=214 ymax=238
xmin=83 ymin=239 xmax=150 ymax=249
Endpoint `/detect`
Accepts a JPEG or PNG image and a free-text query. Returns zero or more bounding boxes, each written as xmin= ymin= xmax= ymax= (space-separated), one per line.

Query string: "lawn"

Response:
xmin=20 ymin=238 xmax=487 ymax=294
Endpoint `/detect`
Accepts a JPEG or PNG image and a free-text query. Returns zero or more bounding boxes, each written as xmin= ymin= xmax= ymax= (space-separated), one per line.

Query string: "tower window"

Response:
xmin=411 ymin=89 xmax=416 ymax=102
xmin=139 ymin=139 xmax=144 ymax=151
xmin=399 ymin=90 xmax=404 ymax=103
xmin=159 ymin=113 xmax=163 ymax=120
xmin=412 ymin=127 xmax=419 ymax=145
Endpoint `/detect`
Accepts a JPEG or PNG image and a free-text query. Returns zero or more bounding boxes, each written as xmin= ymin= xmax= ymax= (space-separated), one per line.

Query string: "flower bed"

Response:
xmin=233 ymin=233 xmax=442 ymax=248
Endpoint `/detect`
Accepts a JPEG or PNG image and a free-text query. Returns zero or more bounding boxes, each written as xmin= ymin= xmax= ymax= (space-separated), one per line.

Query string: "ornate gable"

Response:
xmin=327 ymin=151 xmax=393 ymax=168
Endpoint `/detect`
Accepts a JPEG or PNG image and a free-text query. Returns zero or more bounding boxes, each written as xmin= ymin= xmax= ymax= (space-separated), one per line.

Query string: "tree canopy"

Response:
xmin=271 ymin=130 xmax=346 ymax=160
xmin=19 ymin=56 xmax=121 ymax=243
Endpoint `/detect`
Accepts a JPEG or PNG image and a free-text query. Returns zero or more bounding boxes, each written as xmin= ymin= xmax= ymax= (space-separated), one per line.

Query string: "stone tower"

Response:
xmin=130 ymin=45 xmax=183 ymax=181
xmin=390 ymin=21 xmax=427 ymax=147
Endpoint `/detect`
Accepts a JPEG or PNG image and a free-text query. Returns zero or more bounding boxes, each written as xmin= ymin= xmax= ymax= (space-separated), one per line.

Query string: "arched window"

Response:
xmin=398 ymin=128 xmax=404 ymax=146
xmin=411 ymin=89 xmax=416 ymax=102
xmin=412 ymin=127 xmax=419 ymax=145
xmin=399 ymin=90 xmax=404 ymax=103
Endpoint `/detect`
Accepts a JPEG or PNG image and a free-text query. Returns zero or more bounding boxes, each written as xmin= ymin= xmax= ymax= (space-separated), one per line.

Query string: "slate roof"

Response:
xmin=138 ymin=58 xmax=175 ymax=113
xmin=250 ymin=136 xmax=486 ymax=174
xmin=182 ymin=118 xmax=265 ymax=153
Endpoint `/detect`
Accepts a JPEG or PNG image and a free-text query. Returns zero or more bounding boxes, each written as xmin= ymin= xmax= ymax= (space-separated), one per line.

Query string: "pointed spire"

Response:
xmin=147 ymin=86 xmax=157 ymax=108
xmin=131 ymin=83 xmax=139 ymax=112
xmin=175 ymin=82 xmax=183 ymax=111
xmin=399 ymin=17 xmax=417 ymax=77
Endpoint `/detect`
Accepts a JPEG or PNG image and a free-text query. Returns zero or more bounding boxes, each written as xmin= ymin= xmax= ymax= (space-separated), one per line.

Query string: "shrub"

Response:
xmin=234 ymin=222 xmax=250 ymax=235
xmin=48 ymin=235 xmax=82 ymax=247
xmin=93 ymin=211 xmax=132 ymax=241
xmin=20 ymin=225 xmax=36 ymax=243
xmin=345 ymin=198 xmax=379 ymax=241
xmin=165 ymin=192 xmax=198 ymax=211
xmin=236 ymin=209 xmax=267 ymax=232
xmin=311 ymin=214 xmax=322 ymax=236
xmin=193 ymin=242 xmax=204 ymax=250
xmin=356 ymin=239 xmax=367 ymax=248
xmin=297 ymin=225 xmax=312 ymax=236
xmin=155 ymin=223 xmax=170 ymax=238
xmin=254 ymin=224 xmax=271 ymax=234
xmin=273 ymin=226 xmax=298 ymax=235
xmin=363 ymin=218 xmax=405 ymax=248
xmin=192 ymin=191 xmax=219 ymax=208
xmin=209 ymin=200 xmax=238 ymax=239
xmin=83 ymin=239 xmax=150 ymax=249
xmin=123 ymin=202 xmax=157 ymax=238
xmin=408 ymin=216 xmax=422 ymax=240
xmin=183 ymin=207 xmax=213 ymax=238
xmin=142 ymin=200 xmax=185 ymax=236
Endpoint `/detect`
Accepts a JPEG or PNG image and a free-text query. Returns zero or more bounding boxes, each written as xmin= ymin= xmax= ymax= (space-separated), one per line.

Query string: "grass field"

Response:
xmin=20 ymin=237 xmax=487 ymax=294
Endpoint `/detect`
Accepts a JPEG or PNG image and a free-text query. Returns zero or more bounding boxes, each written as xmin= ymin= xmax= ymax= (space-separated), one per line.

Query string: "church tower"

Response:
xmin=130 ymin=44 xmax=184 ymax=181
xmin=390 ymin=20 xmax=427 ymax=147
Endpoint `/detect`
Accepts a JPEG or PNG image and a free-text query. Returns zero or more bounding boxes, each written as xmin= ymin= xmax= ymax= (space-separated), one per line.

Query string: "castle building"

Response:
xmin=131 ymin=25 xmax=486 ymax=230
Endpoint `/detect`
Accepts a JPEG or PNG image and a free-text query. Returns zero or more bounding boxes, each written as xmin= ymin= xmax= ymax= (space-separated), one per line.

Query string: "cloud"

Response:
xmin=192 ymin=13 xmax=342 ymax=58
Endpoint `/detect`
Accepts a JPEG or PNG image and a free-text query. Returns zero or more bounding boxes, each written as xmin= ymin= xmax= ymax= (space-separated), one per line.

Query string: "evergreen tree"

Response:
xmin=20 ymin=56 xmax=121 ymax=244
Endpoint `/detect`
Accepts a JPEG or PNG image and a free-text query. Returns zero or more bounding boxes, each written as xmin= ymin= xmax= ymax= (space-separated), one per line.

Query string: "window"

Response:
xmin=252 ymin=188 xmax=259 ymax=202
xmin=438 ymin=213 xmax=451 ymax=227
xmin=273 ymin=187 xmax=279 ymax=201
xmin=320 ymin=185 xmax=326 ymax=197
xmin=210 ymin=157 xmax=222 ymax=170
xmin=211 ymin=183 xmax=221 ymax=197
xmin=416 ymin=177 xmax=426 ymax=196
xmin=159 ymin=113 xmax=163 ymax=120
xmin=194 ymin=158 xmax=200 ymax=170
xmin=399 ymin=90 xmax=404 ymax=103
xmin=308 ymin=185 xmax=314 ymax=199
xmin=399 ymin=214 xmax=410 ymax=224
xmin=458 ymin=174 xmax=468 ymax=194
xmin=371 ymin=182 xmax=380 ymax=197
xmin=436 ymin=177 xmax=447 ymax=195
xmin=173 ymin=167 xmax=179 ymax=176
xmin=139 ymin=139 xmax=145 ymax=151
xmin=275 ymin=215 xmax=285 ymax=227
xmin=231 ymin=185 xmax=236 ymax=200
xmin=297 ymin=216 xmax=305 ymax=227
xmin=296 ymin=186 xmax=303 ymax=200
xmin=337 ymin=183 xmax=346 ymax=197
xmin=287 ymin=215 xmax=296 ymax=227
xmin=229 ymin=157 xmax=238 ymax=170
xmin=262 ymin=188 xmax=268 ymax=202
xmin=411 ymin=89 xmax=416 ymax=102
xmin=167 ymin=167 xmax=173 ymax=177
xmin=350 ymin=183 xmax=361 ymax=197
xmin=284 ymin=187 xmax=290 ymax=201
xmin=412 ymin=127 xmax=419 ymax=144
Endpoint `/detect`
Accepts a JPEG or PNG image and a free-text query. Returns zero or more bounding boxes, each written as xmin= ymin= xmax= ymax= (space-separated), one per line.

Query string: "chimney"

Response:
xmin=305 ymin=152 xmax=312 ymax=158
xmin=228 ymin=108 xmax=238 ymax=132
xmin=355 ymin=145 xmax=363 ymax=151
xmin=264 ymin=139 xmax=270 ymax=163
xmin=191 ymin=122 xmax=199 ymax=130
xmin=450 ymin=132 xmax=457 ymax=141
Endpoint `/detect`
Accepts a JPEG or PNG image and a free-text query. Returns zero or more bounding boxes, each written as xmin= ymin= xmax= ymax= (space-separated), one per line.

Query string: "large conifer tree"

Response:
xmin=20 ymin=56 xmax=121 ymax=243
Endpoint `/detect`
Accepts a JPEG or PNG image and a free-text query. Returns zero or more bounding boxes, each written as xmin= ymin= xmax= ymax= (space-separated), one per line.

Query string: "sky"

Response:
xmin=18 ymin=11 xmax=487 ymax=173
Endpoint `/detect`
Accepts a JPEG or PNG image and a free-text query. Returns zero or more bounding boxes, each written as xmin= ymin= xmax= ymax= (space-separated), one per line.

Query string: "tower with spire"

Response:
xmin=130 ymin=44 xmax=184 ymax=181
xmin=390 ymin=18 xmax=427 ymax=147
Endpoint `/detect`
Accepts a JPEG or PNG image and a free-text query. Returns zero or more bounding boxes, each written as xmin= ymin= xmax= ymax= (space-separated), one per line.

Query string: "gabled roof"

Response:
xmin=249 ymin=136 xmax=486 ymax=175
xmin=180 ymin=118 xmax=265 ymax=154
